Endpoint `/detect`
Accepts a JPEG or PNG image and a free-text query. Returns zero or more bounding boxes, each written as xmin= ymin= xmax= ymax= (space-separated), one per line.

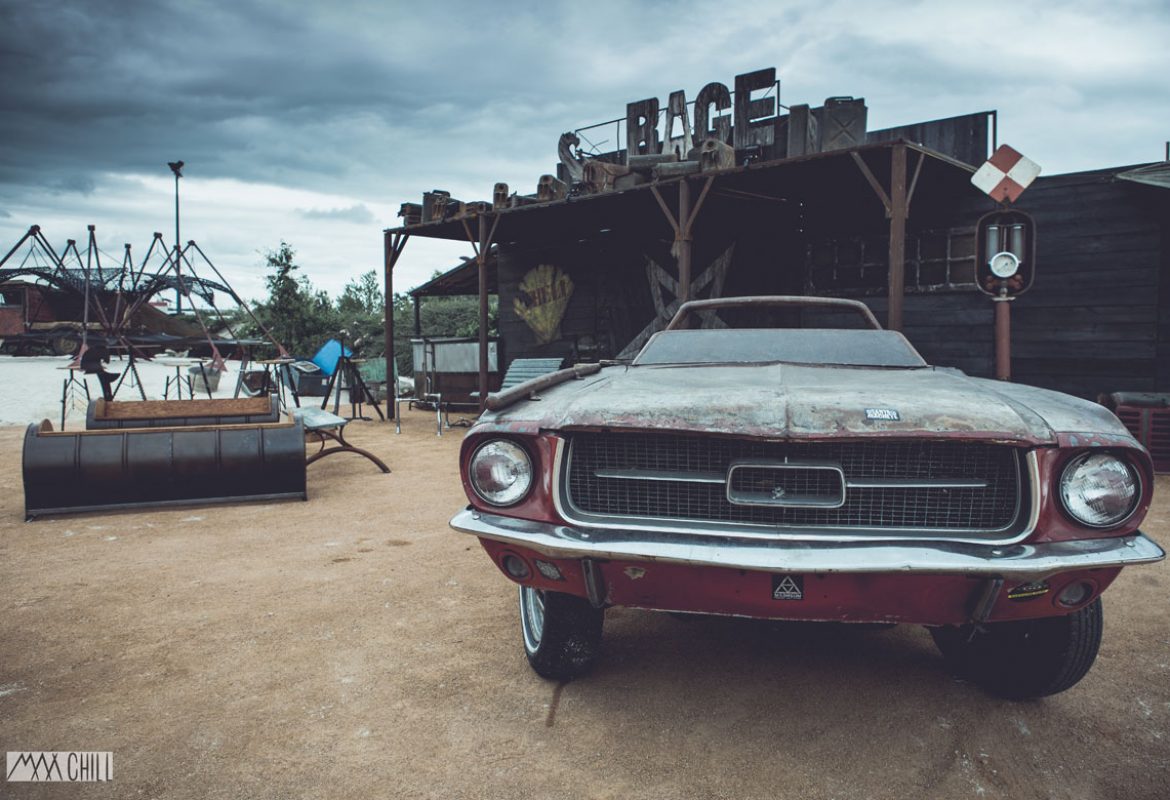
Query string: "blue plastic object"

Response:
xmin=311 ymin=339 xmax=351 ymax=377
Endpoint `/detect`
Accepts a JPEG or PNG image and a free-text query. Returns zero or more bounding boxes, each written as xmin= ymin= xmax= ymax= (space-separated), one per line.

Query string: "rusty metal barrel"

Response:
xmin=23 ymin=418 xmax=307 ymax=520
xmin=86 ymin=395 xmax=281 ymax=429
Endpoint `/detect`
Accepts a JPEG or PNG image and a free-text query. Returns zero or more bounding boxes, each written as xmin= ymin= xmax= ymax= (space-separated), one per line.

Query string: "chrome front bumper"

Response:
xmin=450 ymin=508 xmax=1165 ymax=578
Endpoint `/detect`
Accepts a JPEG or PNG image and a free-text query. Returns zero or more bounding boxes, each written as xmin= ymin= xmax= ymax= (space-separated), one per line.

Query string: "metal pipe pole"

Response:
xmin=174 ymin=168 xmax=182 ymax=314
xmin=994 ymin=294 xmax=1012 ymax=381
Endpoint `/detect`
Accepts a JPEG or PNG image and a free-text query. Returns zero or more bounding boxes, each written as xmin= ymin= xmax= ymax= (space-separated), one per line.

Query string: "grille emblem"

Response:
xmin=727 ymin=460 xmax=847 ymax=509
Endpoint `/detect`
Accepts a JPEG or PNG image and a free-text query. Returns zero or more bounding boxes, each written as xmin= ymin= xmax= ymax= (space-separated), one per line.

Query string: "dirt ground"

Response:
xmin=1 ymin=413 xmax=1168 ymax=799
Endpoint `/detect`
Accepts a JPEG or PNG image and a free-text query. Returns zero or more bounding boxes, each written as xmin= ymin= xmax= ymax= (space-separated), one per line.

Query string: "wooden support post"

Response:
xmin=383 ymin=231 xmax=409 ymax=420
xmin=678 ymin=178 xmax=692 ymax=304
xmin=478 ymin=214 xmax=489 ymax=408
xmin=413 ymin=295 xmax=421 ymax=336
xmin=650 ymin=177 xmax=714 ymax=327
xmin=463 ymin=213 xmax=500 ymax=410
xmin=887 ymin=144 xmax=908 ymax=332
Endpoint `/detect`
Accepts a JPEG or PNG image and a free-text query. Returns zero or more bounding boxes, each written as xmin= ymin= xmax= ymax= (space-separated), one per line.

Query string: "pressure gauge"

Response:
xmin=989 ymin=251 xmax=1021 ymax=279
xmin=975 ymin=209 xmax=1035 ymax=297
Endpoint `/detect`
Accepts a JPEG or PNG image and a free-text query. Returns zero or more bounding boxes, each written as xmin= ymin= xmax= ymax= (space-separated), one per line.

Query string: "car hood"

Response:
xmin=479 ymin=363 xmax=1135 ymax=445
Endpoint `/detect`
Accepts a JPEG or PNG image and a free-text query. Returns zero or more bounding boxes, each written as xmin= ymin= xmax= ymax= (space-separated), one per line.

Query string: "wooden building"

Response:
xmin=386 ymin=69 xmax=1170 ymax=407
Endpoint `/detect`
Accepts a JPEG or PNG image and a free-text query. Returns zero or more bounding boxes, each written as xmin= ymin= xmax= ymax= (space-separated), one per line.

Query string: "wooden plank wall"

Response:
xmin=1157 ymin=203 xmax=1170 ymax=392
xmin=867 ymin=112 xmax=991 ymax=168
xmin=810 ymin=169 xmax=1168 ymax=398
xmin=857 ymin=293 xmax=993 ymax=377
xmin=1008 ymin=168 xmax=1168 ymax=398
xmin=496 ymin=202 xmax=802 ymax=368
xmin=495 ymin=166 xmax=1168 ymax=400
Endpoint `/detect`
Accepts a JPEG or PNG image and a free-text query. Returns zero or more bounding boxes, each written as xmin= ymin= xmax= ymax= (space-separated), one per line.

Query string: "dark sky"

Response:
xmin=1 ymin=0 xmax=1167 ymax=299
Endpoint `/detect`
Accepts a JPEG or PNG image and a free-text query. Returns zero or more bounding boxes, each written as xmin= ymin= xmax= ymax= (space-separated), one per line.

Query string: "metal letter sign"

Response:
xmin=971 ymin=145 xmax=1042 ymax=204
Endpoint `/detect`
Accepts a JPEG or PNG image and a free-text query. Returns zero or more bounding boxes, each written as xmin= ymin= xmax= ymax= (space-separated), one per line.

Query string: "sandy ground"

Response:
xmin=0 ymin=412 xmax=1168 ymax=799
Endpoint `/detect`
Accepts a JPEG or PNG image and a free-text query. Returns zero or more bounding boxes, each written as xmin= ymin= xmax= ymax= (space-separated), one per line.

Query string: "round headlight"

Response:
xmin=469 ymin=440 xmax=533 ymax=507
xmin=1059 ymin=452 xmax=1140 ymax=528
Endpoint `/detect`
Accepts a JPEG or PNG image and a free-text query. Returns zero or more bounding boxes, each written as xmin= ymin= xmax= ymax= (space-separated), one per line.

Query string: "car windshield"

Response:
xmin=633 ymin=329 xmax=928 ymax=368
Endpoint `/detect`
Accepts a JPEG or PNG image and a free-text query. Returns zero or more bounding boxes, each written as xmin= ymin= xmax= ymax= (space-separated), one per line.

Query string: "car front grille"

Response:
xmin=562 ymin=432 xmax=1025 ymax=538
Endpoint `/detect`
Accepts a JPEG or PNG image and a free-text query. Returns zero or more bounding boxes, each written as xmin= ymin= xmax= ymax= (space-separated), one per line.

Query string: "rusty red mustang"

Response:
xmin=451 ymin=296 xmax=1164 ymax=698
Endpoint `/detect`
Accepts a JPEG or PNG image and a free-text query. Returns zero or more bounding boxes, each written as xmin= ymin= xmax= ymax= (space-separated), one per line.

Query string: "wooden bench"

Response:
xmin=86 ymin=395 xmax=281 ymax=429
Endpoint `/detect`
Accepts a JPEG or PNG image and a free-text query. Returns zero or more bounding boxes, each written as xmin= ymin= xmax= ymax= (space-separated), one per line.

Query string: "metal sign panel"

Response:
xmin=971 ymin=145 xmax=1041 ymax=203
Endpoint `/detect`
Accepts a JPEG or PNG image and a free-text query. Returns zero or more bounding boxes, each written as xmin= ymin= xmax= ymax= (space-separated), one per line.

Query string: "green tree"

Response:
xmin=246 ymin=242 xmax=341 ymax=356
xmin=338 ymin=270 xmax=383 ymax=317
xmin=235 ymin=254 xmax=497 ymax=381
xmin=336 ymin=270 xmax=386 ymax=361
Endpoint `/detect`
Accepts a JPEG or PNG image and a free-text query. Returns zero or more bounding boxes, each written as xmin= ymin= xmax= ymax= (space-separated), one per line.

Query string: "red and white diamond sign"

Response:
xmin=971 ymin=145 xmax=1041 ymax=203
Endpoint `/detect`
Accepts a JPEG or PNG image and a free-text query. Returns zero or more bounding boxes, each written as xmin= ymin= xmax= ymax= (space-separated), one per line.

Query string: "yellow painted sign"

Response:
xmin=514 ymin=264 xmax=573 ymax=344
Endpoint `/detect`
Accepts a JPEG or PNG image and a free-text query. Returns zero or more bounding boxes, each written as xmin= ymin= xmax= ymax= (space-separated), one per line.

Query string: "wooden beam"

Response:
xmin=649 ymin=185 xmax=680 ymax=235
xmin=383 ymin=231 xmax=409 ymax=419
xmin=461 ymin=218 xmax=479 ymax=258
xmin=487 ymin=213 xmax=501 ymax=255
xmin=465 ymin=212 xmax=499 ymax=410
xmin=478 ymin=215 xmax=488 ymax=408
xmin=383 ymin=233 xmax=394 ymax=382
xmin=654 ymin=177 xmax=715 ymax=318
xmin=906 ymin=150 xmax=925 ymax=214
xmin=678 ymin=179 xmax=692 ymax=304
xmin=684 ymin=176 xmax=715 ymax=233
xmin=851 ymin=151 xmax=891 ymax=216
xmin=887 ymin=145 xmax=908 ymax=332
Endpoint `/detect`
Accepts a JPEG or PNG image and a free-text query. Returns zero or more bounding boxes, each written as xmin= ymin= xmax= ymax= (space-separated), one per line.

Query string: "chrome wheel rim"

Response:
xmin=520 ymin=586 xmax=545 ymax=653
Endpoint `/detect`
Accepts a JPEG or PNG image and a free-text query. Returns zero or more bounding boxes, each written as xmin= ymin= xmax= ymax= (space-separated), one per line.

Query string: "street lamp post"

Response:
xmin=167 ymin=160 xmax=184 ymax=313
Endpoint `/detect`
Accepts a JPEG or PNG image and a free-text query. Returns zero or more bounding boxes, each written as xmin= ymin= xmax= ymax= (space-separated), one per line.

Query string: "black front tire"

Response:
xmin=930 ymin=598 xmax=1104 ymax=699
xmin=519 ymin=586 xmax=604 ymax=680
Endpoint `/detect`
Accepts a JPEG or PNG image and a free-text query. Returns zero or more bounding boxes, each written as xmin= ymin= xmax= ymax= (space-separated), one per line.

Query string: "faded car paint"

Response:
xmin=471 ymin=362 xmax=1135 ymax=447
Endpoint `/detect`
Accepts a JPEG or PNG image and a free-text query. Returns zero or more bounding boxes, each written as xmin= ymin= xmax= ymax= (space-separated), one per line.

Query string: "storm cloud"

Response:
xmin=1 ymin=0 xmax=1167 ymax=298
